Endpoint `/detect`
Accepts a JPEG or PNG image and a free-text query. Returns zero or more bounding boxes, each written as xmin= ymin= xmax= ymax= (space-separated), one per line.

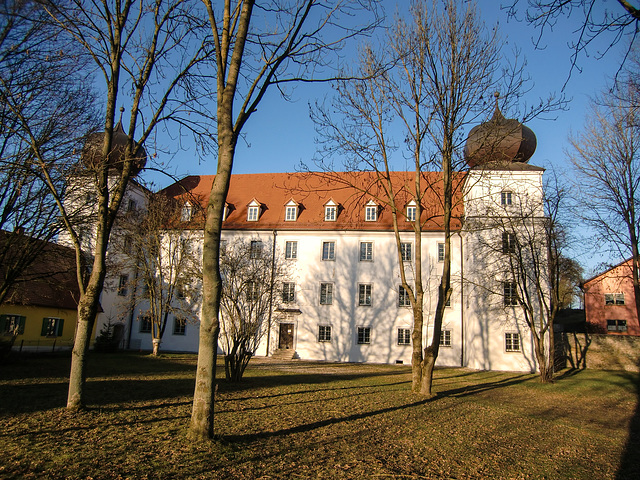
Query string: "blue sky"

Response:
xmin=140 ymin=1 xmax=630 ymax=274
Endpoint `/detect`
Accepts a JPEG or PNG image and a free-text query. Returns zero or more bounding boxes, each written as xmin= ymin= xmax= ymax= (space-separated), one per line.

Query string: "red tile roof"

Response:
xmin=160 ymin=171 xmax=465 ymax=232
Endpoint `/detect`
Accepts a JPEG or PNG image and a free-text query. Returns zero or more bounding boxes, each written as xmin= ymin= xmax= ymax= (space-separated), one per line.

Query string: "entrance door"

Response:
xmin=278 ymin=323 xmax=294 ymax=349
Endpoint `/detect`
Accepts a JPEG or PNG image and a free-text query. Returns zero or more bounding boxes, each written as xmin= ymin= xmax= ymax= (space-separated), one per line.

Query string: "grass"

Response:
xmin=0 ymin=353 xmax=638 ymax=479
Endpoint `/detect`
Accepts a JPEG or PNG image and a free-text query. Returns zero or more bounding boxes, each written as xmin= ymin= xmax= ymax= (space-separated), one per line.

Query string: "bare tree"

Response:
xmin=219 ymin=238 xmax=285 ymax=382
xmin=109 ymin=193 xmax=201 ymax=355
xmin=505 ymin=0 xmax=640 ymax=77
xmin=467 ymin=171 xmax=571 ymax=382
xmin=311 ymin=0 xmax=555 ymax=395
xmin=568 ymin=74 xmax=640 ymax=328
xmin=192 ymin=0 xmax=381 ymax=439
xmin=34 ymin=0 xmax=210 ymax=409
xmin=0 ymin=0 xmax=97 ymax=305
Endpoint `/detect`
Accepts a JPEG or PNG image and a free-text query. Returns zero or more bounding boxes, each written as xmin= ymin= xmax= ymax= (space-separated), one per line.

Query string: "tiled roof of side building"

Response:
xmin=159 ymin=171 xmax=466 ymax=232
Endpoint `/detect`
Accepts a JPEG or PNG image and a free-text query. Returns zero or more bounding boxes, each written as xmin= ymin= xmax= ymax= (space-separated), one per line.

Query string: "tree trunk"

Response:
xmin=189 ymin=135 xmax=235 ymax=440
xmin=152 ymin=338 xmax=161 ymax=356
xmin=421 ymin=346 xmax=437 ymax=396
xmin=67 ymin=275 xmax=103 ymax=409
xmin=411 ymin=302 xmax=424 ymax=393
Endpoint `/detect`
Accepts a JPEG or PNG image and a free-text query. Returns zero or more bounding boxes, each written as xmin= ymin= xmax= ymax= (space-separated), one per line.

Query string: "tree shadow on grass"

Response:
xmin=616 ymin=370 xmax=640 ymax=480
xmin=221 ymin=371 xmax=533 ymax=444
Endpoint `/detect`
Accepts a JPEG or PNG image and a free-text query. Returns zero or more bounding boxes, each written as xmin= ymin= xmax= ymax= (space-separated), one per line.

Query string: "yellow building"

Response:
xmin=0 ymin=237 xmax=95 ymax=353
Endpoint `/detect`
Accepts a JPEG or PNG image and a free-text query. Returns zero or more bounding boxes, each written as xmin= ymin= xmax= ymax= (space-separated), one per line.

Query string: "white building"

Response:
xmin=90 ymin=106 xmax=548 ymax=373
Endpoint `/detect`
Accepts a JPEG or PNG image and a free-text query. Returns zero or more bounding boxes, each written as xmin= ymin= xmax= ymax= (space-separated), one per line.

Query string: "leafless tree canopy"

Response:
xmin=0 ymin=0 xmax=99 ymax=305
xmin=506 ymin=0 xmax=640 ymax=79
xmin=568 ymin=69 xmax=640 ymax=322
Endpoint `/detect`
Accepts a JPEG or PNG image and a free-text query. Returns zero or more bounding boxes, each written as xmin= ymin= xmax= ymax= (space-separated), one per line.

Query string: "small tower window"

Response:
xmin=247 ymin=199 xmax=261 ymax=222
xmin=324 ymin=199 xmax=338 ymax=222
xmin=406 ymin=200 xmax=417 ymax=222
xmin=285 ymin=200 xmax=298 ymax=221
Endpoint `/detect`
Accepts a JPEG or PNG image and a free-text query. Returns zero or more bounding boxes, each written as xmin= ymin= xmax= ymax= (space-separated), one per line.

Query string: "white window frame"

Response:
xmin=139 ymin=315 xmax=152 ymax=333
xmin=282 ymin=282 xmax=296 ymax=303
xmin=505 ymin=332 xmax=521 ymax=352
xmin=501 ymin=191 xmax=513 ymax=206
xmin=246 ymin=281 xmax=259 ymax=301
xmin=318 ymin=325 xmax=332 ymax=342
xmin=358 ymin=283 xmax=372 ymax=306
xmin=285 ymin=203 xmax=298 ymax=222
xmin=320 ymin=282 xmax=333 ymax=305
xmin=359 ymin=241 xmax=373 ymax=262
xmin=247 ymin=200 xmax=261 ymax=222
xmin=181 ymin=202 xmax=192 ymax=222
xmin=322 ymin=241 xmax=336 ymax=261
xmin=285 ymin=241 xmax=298 ymax=260
xmin=117 ymin=274 xmax=129 ymax=296
xmin=357 ymin=326 xmax=371 ymax=344
xmin=397 ymin=328 xmax=411 ymax=345
xmin=250 ymin=240 xmax=263 ymax=259
xmin=401 ymin=242 xmax=412 ymax=262
xmin=607 ymin=319 xmax=628 ymax=332
xmin=365 ymin=201 xmax=377 ymax=222
xmin=502 ymin=232 xmax=516 ymax=254
xmin=437 ymin=243 xmax=445 ymax=262
xmin=604 ymin=293 xmax=625 ymax=305
xmin=324 ymin=205 xmax=337 ymax=222
xmin=440 ymin=330 xmax=452 ymax=347
xmin=398 ymin=285 xmax=411 ymax=307
xmin=173 ymin=317 xmax=186 ymax=335
xmin=406 ymin=203 xmax=417 ymax=222
xmin=503 ymin=281 xmax=518 ymax=306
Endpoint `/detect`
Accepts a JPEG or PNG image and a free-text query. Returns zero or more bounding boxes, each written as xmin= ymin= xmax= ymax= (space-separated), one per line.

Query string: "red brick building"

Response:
xmin=583 ymin=259 xmax=640 ymax=335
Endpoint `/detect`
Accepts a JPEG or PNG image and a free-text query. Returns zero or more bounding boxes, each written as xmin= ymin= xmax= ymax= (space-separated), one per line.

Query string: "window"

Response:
xmin=358 ymin=284 xmax=372 ymax=306
xmin=406 ymin=204 xmax=416 ymax=222
xmin=607 ymin=319 xmax=628 ymax=332
xmin=250 ymin=240 xmax=263 ymax=259
xmin=41 ymin=317 xmax=64 ymax=337
xmin=285 ymin=241 xmax=298 ymax=260
xmin=360 ymin=242 xmax=373 ymax=261
xmin=320 ymin=283 xmax=333 ymax=305
xmin=398 ymin=286 xmax=411 ymax=307
xmin=505 ymin=332 xmax=521 ymax=352
xmin=322 ymin=241 xmax=335 ymax=261
xmin=1 ymin=314 xmax=26 ymax=336
xmin=437 ymin=243 xmax=445 ymax=262
xmin=501 ymin=191 xmax=513 ymax=206
xmin=605 ymin=293 xmax=625 ymax=305
xmin=503 ymin=281 xmax=518 ymax=306
xmin=282 ymin=282 xmax=295 ymax=303
xmin=181 ymin=238 xmax=192 ymax=255
xmin=357 ymin=326 xmax=371 ymax=344
xmin=325 ymin=205 xmax=337 ymax=222
xmin=181 ymin=202 xmax=192 ymax=222
xmin=502 ymin=232 xmax=516 ymax=254
xmin=401 ymin=242 xmax=412 ymax=262
xmin=440 ymin=330 xmax=452 ymax=347
xmin=246 ymin=281 xmax=259 ymax=301
xmin=365 ymin=201 xmax=377 ymax=221
xmin=117 ymin=274 xmax=129 ymax=296
xmin=318 ymin=325 xmax=332 ymax=342
xmin=140 ymin=315 xmax=152 ymax=333
xmin=397 ymin=328 xmax=411 ymax=345
xmin=173 ymin=317 xmax=186 ymax=335
xmin=285 ymin=204 xmax=297 ymax=221
xmin=127 ymin=199 xmax=137 ymax=212
xmin=247 ymin=205 xmax=260 ymax=221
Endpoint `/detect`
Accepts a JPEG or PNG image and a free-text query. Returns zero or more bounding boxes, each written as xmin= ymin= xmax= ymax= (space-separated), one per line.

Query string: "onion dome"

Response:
xmin=81 ymin=119 xmax=147 ymax=176
xmin=464 ymin=93 xmax=536 ymax=168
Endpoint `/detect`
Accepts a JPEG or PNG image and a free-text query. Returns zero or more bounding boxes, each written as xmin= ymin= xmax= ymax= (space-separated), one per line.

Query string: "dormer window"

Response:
xmin=406 ymin=200 xmax=417 ymax=222
xmin=247 ymin=199 xmax=261 ymax=222
xmin=501 ymin=191 xmax=513 ymax=206
xmin=181 ymin=202 xmax=192 ymax=222
xmin=365 ymin=200 xmax=378 ymax=222
xmin=285 ymin=199 xmax=298 ymax=221
xmin=324 ymin=199 xmax=338 ymax=222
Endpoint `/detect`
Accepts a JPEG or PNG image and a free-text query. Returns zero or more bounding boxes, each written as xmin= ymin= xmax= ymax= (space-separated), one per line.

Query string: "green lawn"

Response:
xmin=0 ymin=353 xmax=638 ymax=479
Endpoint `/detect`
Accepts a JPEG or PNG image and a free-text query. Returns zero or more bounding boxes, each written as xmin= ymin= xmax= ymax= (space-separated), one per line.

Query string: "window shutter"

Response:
xmin=18 ymin=316 xmax=25 ymax=334
xmin=56 ymin=319 xmax=64 ymax=337
xmin=0 ymin=315 xmax=6 ymax=333
xmin=41 ymin=318 xmax=49 ymax=336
